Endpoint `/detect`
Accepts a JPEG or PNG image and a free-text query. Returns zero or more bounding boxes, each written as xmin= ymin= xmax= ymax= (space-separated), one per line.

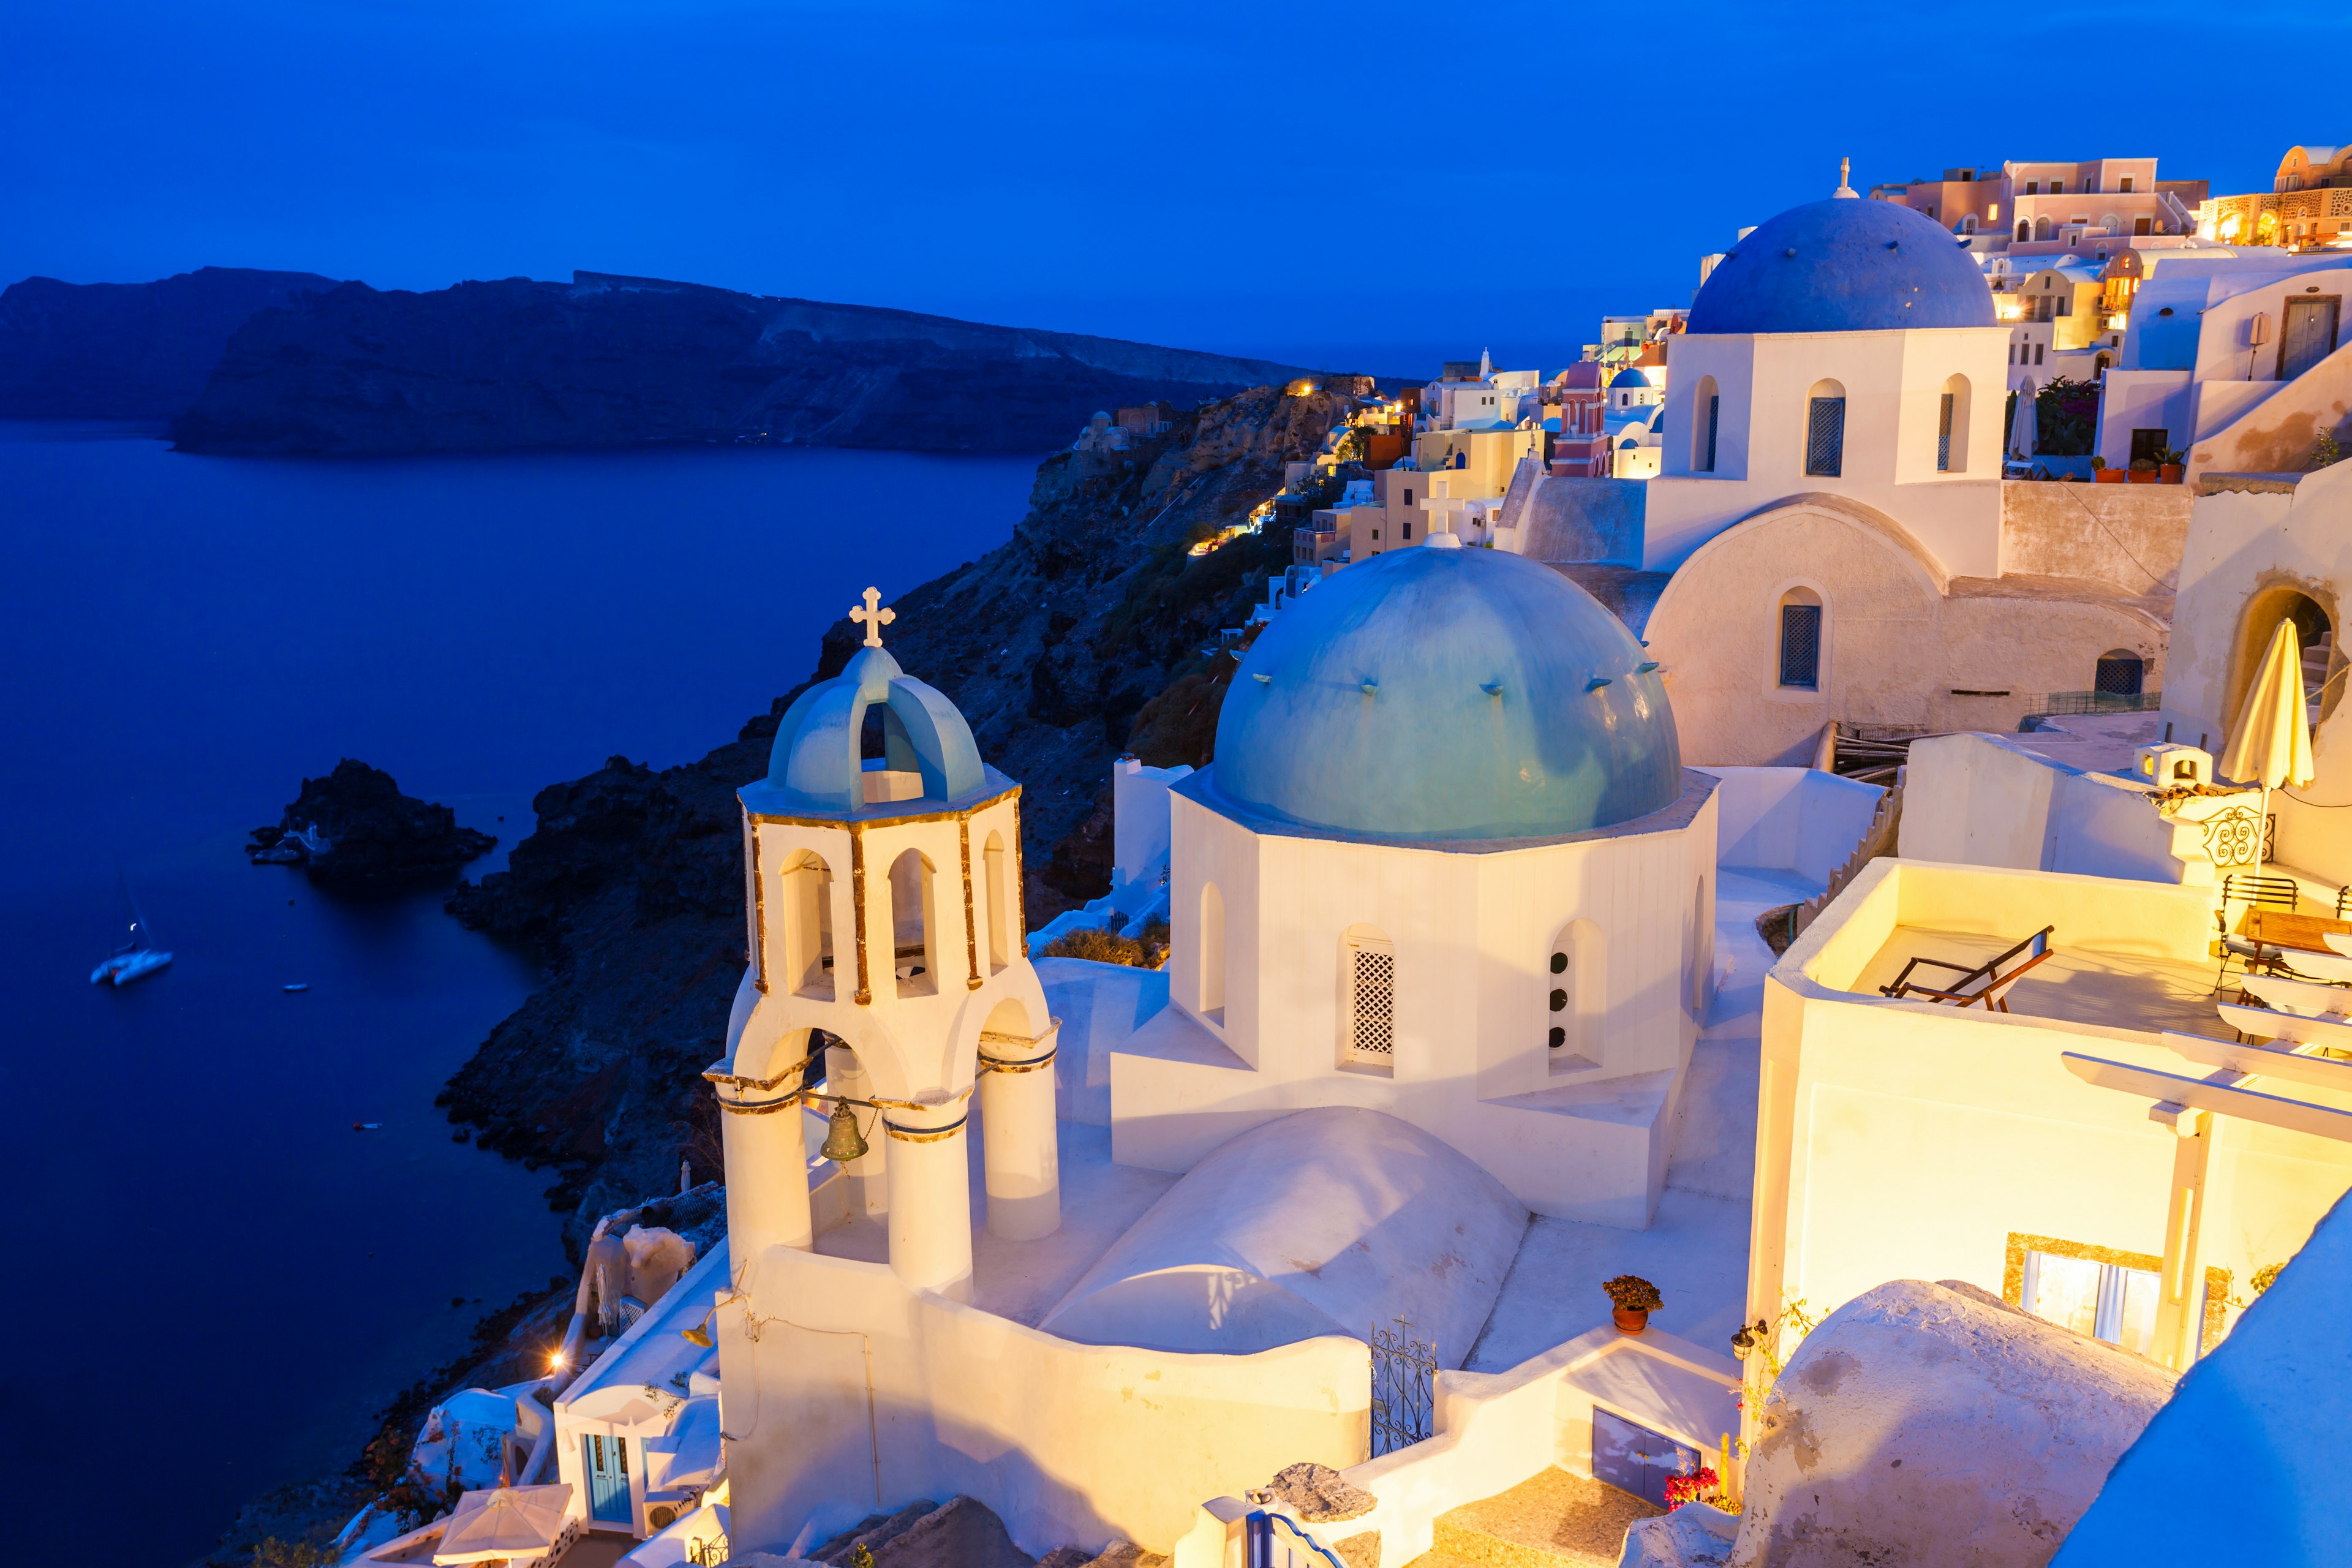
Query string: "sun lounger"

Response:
xmin=1880 ymin=925 xmax=2056 ymax=1012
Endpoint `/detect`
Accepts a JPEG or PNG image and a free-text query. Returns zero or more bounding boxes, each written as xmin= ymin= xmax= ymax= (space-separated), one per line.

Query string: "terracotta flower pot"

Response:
xmin=1613 ymin=1307 xmax=1649 ymax=1335
xmin=2128 ymin=468 xmax=2158 ymax=484
xmin=2094 ymin=468 xmax=2127 ymax=484
xmin=2162 ymin=464 xmax=2185 ymax=483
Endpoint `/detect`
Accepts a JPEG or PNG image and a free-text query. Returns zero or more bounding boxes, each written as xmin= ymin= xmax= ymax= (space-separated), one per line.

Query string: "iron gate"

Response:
xmin=1370 ymin=1318 xmax=1438 ymax=1457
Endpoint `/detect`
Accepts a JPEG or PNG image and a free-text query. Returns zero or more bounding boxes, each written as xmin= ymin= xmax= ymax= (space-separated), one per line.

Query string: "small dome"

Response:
xmin=1688 ymin=198 xmax=1996 ymax=334
xmin=1608 ymin=367 xmax=1655 ymax=388
xmin=1560 ymin=362 xmax=1604 ymax=389
xmin=1208 ymin=548 xmax=1681 ymax=842
xmin=758 ymin=644 xmax=986 ymax=815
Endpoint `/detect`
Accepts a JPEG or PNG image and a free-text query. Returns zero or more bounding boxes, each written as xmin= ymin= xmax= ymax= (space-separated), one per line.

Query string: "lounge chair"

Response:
xmin=1880 ymin=925 xmax=2056 ymax=1012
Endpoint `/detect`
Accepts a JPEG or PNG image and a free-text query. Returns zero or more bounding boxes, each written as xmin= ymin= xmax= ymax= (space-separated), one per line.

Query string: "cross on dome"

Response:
xmin=1834 ymin=156 xmax=1857 ymax=199
xmin=850 ymin=586 xmax=896 ymax=647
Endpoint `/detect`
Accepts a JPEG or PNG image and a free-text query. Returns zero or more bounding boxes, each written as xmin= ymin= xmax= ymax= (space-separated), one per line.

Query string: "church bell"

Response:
xmin=820 ymin=1100 xmax=869 ymax=1164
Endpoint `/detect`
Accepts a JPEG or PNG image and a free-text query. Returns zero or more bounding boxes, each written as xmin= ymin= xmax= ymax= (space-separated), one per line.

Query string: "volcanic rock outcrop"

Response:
xmin=249 ymin=759 xmax=496 ymax=886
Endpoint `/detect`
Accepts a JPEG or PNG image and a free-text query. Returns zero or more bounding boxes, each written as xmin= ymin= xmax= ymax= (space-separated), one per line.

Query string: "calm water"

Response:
xmin=0 ymin=424 xmax=1038 ymax=1564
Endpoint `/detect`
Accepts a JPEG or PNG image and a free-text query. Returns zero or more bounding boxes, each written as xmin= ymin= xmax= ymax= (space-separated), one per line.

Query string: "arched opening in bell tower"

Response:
xmin=888 ymin=847 xmax=940 ymax=998
xmin=778 ymin=848 xmax=835 ymax=1000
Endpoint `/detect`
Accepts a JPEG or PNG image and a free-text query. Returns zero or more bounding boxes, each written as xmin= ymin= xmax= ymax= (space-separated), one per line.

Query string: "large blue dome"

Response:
xmin=1687 ymin=198 xmax=1996 ymax=334
xmin=1207 ymin=545 xmax=1682 ymax=842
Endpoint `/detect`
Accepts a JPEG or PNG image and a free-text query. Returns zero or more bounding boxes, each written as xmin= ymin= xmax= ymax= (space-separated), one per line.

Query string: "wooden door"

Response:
xmin=2279 ymin=297 xmax=2341 ymax=382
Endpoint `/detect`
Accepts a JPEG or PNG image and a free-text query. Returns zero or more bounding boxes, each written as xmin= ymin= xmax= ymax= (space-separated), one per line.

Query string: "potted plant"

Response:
xmin=2092 ymin=456 xmax=2125 ymax=484
xmin=2129 ymin=456 xmax=2159 ymax=484
xmin=2158 ymin=444 xmax=2186 ymax=484
xmin=1605 ymin=1273 xmax=1663 ymax=1334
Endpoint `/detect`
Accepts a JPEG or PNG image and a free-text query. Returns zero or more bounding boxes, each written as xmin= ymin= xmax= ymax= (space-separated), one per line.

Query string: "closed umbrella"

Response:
xmin=2218 ymin=617 xmax=2316 ymax=878
xmin=432 ymin=1484 xmax=574 ymax=1565
xmin=2008 ymin=385 xmax=2037 ymax=462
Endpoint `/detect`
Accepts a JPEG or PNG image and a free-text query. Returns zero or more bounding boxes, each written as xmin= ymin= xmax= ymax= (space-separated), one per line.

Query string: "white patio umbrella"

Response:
xmin=431 ymin=1483 xmax=573 ymax=1566
xmin=2218 ymin=617 xmax=2317 ymax=878
xmin=2008 ymin=384 xmax=2038 ymax=462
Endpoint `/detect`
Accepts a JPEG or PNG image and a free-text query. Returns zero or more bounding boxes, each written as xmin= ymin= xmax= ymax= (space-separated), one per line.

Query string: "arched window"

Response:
xmin=1340 ymin=924 xmax=1395 ymax=1071
xmin=1199 ymin=882 xmax=1227 ymax=1023
xmin=1779 ymin=587 xmax=1824 ymax=690
xmin=1691 ymin=375 xmax=1721 ymax=472
xmin=1939 ymin=374 xmax=1971 ymax=473
xmin=1804 ymin=379 xmax=1845 ymax=477
xmin=2016 ymin=219 xmax=2032 ymax=243
xmin=2094 ymin=649 xmax=2144 ymax=697
xmin=1547 ymin=920 xmax=1602 ymax=1073
xmin=2034 ymin=216 xmax=2052 ymax=241
xmin=982 ymin=831 xmax=1011 ymax=973
xmin=887 ymin=848 xmax=938 ymax=999
xmin=778 ymin=850 xmax=836 ymax=1000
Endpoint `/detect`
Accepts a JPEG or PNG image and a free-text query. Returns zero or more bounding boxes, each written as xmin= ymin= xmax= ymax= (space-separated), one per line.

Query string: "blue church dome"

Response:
xmin=1688 ymin=197 xmax=1996 ymax=334
xmin=752 ymin=643 xmax=987 ymax=816
xmin=1608 ymin=367 xmax=1655 ymax=388
xmin=1207 ymin=546 xmax=1683 ymax=842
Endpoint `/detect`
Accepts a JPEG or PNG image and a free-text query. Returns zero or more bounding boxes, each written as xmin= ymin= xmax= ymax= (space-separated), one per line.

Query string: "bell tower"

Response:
xmin=710 ymin=589 xmax=1059 ymax=1302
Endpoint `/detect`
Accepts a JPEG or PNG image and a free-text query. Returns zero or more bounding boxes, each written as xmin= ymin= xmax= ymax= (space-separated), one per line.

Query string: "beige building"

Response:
xmin=2203 ymin=143 xmax=2352 ymax=251
xmin=1757 ymin=858 xmax=2352 ymax=1375
xmin=1411 ymin=424 xmax=1542 ymax=496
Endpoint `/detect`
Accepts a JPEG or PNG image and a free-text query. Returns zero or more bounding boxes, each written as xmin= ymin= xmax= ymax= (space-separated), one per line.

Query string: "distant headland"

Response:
xmin=0 ymin=266 xmax=1368 ymax=457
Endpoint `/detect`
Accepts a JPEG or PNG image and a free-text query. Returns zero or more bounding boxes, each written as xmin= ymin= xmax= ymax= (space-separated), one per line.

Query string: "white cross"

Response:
xmin=850 ymin=586 xmax=896 ymax=647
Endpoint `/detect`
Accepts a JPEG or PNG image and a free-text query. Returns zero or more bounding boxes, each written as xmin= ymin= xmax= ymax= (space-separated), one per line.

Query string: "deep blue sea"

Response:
xmin=0 ymin=423 xmax=1038 ymax=1565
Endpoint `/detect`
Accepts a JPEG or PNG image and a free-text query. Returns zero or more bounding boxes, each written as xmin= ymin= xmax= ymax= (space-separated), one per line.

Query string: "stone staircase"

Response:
xmin=1408 ymin=1468 xmax=1662 ymax=1568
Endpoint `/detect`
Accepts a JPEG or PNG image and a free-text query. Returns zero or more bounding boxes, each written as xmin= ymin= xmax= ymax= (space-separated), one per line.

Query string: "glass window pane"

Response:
xmin=2026 ymin=1251 xmax=2101 ymax=1338
xmin=2117 ymin=1267 xmax=2161 ymax=1357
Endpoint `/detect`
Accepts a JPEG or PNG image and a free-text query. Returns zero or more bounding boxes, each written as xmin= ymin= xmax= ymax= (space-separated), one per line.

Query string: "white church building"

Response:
xmin=1487 ymin=181 xmax=2190 ymax=765
xmin=695 ymin=554 xmax=1774 ymax=1562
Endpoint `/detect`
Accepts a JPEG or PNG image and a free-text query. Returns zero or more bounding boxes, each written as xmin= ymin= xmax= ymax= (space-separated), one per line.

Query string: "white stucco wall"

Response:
xmin=1120 ymin=774 xmax=1720 ymax=1227
xmin=1752 ymin=859 xmax=2352 ymax=1379
xmin=1698 ymin=766 xmax=1885 ymax=884
xmin=1649 ymin=325 xmax=2012 ymax=577
xmin=717 ymin=1242 xmax=1369 ymax=1559
xmin=1642 ymin=499 xmax=2168 ymax=765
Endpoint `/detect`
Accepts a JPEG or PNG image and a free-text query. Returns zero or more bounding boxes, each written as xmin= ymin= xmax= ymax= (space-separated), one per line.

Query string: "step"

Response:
xmin=1420 ymin=1468 xmax=1662 ymax=1568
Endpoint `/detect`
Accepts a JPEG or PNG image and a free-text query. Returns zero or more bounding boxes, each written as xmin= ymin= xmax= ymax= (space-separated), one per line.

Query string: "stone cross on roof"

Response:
xmin=850 ymin=586 xmax=896 ymax=647
xmin=1834 ymin=156 xmax=1857 ymax=199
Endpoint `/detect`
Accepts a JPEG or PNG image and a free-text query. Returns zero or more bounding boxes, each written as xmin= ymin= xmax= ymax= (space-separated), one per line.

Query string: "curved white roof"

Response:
xmin=1039 ymin=1106 xmax=1528 ymax=1366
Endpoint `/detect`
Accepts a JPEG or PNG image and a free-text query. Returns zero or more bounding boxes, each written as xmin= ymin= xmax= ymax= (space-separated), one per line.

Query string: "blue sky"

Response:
xmin=4 ymin=0 xmax=2341 ymax=375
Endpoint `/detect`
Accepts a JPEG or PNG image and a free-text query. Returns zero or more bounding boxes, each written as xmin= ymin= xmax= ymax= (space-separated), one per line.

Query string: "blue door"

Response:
xmin=1592 ymin=1408 xmax=1698 ymax=1507
xmin=583 ymin=1433 xmax=631 ymax=1525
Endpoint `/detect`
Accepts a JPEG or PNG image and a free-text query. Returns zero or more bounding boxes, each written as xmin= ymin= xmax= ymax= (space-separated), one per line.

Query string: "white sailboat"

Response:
xmin=90 ymin=871 xmax=173 ymax=987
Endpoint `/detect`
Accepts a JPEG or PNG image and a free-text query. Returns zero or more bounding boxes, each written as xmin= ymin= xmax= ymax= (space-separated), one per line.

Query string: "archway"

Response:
xmin=778 ymin=849 xmax=835 ymax=1000
xmin=1939 ymin=374 xmax=1972 ymax=473
xmin=1691 ymin=374 xmax=1721 ymax=472
xmin=887 ymin=848 xmax=939 ymax=998
xmin=1547 ymin=920 xmax=1604 ymax=1074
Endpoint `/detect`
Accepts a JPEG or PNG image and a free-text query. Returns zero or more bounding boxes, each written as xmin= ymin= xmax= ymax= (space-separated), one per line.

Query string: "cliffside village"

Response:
xmin=334 ymin=141 xmax=2352 ymax=1568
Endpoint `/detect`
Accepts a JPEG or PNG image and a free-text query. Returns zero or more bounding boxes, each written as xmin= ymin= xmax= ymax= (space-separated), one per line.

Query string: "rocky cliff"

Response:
xmin=437 ymin=382 xmax=1351 ymax=1238
xmin=0 ymin=266 xmax=336 ymax=419
xmin=170 ymin=271 xmax=1328 ymax=456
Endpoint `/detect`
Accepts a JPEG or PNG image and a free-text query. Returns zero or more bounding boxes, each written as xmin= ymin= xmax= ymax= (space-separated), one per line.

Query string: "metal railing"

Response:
xmin=2025 ymin=689 xmax=2163 ymax=717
